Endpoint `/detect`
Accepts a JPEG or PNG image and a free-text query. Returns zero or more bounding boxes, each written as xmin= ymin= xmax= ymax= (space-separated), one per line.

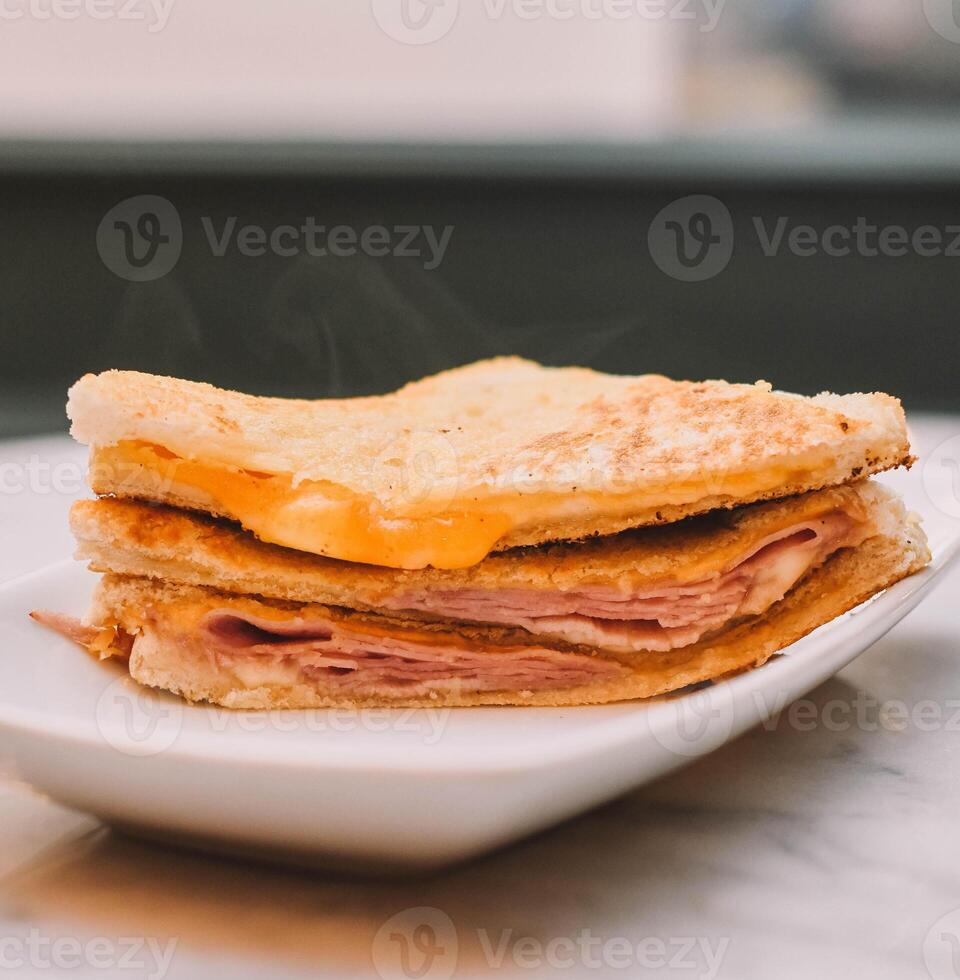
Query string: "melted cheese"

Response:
xmin=91 ymin=441 xmax=817 ymax=570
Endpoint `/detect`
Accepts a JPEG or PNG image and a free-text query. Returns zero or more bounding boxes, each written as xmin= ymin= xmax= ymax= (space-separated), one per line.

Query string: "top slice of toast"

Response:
xmin=67 ymin=358 xmax=913 ymax=564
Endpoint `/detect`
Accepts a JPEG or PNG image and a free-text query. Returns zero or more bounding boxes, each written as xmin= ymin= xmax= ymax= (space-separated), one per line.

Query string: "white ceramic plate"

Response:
xmin=1 ymin=536 xmax=957 ymax=873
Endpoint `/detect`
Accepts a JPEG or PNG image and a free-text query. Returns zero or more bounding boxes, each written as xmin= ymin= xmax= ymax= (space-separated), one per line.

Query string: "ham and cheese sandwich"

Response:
xmin=32 ymin=359 xmax=929 ymax=708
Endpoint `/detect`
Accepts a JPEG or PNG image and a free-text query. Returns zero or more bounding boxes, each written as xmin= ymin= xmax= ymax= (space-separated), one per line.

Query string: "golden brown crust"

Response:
xmin=68 ymin=359 xmax=913 ymax=554
xmin=86 ymin=514 xmax=930 ymax=707
xmin=72 ymin=481 xmax=897 ymax=606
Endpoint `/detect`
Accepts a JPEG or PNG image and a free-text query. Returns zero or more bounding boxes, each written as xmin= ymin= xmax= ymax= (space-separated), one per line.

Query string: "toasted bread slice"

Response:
xmin=81 ymin=512 xmax=929 ymax=707
xmin=68 ymin=358 xmax=912 ymax=569
xmin=70 ymin=480 xmax=896 ymax=617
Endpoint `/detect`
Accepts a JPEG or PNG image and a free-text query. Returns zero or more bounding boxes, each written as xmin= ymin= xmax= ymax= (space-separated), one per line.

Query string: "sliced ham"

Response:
xmin=34 ymin=605 xmax=622 ymax=696
xmin=380 ymin=510 xmax=870 ymax=653
xmin=30 ymin=610 xmax=102 ymax=647
xmin=30 ymin=610 xmax=133 ymax=658
xmin=199 ymin=610 xmax=623 ymax=695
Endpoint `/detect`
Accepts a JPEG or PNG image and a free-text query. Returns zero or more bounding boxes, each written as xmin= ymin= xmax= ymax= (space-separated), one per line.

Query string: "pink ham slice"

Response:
xmin=34 ymin=607 xmax=623 ymax=695
xmin=379 ymin=510 xmax=868 ymax=653
xmin=200 ymin=610 xmax=623 ymax=694
xmin=30 ymin=611 xmax=132 ymax=657
xmin=30 ymin=610 xmax=102 ymax=646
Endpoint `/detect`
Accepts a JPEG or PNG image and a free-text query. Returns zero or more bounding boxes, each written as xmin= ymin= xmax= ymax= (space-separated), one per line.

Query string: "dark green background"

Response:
xmin=2 ymin=145 xmax=957 ymax=437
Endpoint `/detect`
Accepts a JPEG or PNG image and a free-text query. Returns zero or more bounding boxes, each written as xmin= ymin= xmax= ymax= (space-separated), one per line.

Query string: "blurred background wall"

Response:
xmin=1 ymin=0 xmax=959 ymax=435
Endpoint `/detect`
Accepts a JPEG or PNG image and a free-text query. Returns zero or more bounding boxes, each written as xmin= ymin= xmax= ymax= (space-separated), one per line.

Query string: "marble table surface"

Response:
xmin=2 ymin=419 xmax=960 ymax=980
